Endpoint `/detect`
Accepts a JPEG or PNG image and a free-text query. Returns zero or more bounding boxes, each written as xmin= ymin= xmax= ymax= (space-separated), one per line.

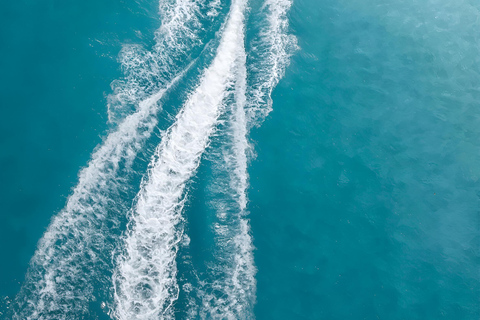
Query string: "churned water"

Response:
xmin=0 ymin=0 xmax=479 ymax=319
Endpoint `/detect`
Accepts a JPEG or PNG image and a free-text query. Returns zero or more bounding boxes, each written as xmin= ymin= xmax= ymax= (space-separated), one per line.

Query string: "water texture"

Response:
xmin=0 ymin=0 xmax=478 ymax=319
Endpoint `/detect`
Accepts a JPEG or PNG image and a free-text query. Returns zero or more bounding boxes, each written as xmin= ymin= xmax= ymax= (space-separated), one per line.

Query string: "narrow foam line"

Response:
xmin=13 ymin=0 xmax=210 ymax=317
xmin=221 ymin=53 xmax=257 ymax=320
xmin=198 ymin=36 xmax=256 ymax=320
xmin=199 ymin=0 xmax=298 ymax=316
xmin=108 ymin=0 xmax=207 ymax=124
xmin=13 ymin=55 xmax=194 ymax=320
xmin=14 ymin=87 xmax=166 ymax=320
xmin=112 ymin=0 xmax=248 ymax=318
xmin=246 ymin=0 xmax=298 ymax=124
xmin=191 ymin=0 xmax=298 ymax=316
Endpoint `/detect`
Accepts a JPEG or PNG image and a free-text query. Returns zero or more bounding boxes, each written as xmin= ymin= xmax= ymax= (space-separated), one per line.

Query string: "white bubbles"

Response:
xmin=13 ymin=0 xmax=206 ymax=318
xmin=14 ymin=88 xmax=165 ymax=320
xmin=198 ymin=1 xmax=298 ymax=317
xmin=198 ymin=33 xmax=256 ymax=320
xmin=112 ymin=1 xmax=248 ymax=318
xmin=108 ymin=0 xmax=206 ymax=125
xmin=247 ymin=0 xmax=298 ymax=124
xmin=14 ymin=0 xmax=297 ymax=318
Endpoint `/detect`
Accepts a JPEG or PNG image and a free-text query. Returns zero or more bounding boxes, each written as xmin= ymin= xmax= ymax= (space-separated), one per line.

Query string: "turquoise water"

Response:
xmin=1 ymin=0 xmax=479 ymax=319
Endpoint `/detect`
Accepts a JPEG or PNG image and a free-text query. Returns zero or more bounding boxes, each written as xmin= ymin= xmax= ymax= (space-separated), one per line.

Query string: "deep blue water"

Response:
xmin=1 ymin=0 xmax=479 ymax=319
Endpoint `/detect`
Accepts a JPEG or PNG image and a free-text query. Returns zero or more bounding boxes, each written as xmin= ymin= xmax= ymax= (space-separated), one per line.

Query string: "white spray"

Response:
xmin=112 ymin=0 xmax=248 ymax=318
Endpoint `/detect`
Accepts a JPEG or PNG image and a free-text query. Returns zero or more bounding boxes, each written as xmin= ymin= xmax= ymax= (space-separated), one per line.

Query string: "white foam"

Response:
xmin=199 ymin=45 xmax=256 ymax=319
xmin=14 ymin=89 xmax=164 ymax=320
xmin=13 ymin=0 xmax=204 ymax=317
xmin=217 ymin=66 xmax=257 ymax=318
xmin=108 ymin=0 xmax=205 ymax=124
xmin=247 ymin=0 xmax=298 ymax=124
xmin=112 ymin=1 xmax=248 ymax=319
xmin=207 ymin=0 xmax=222 ymax=17
xmin=198 ymin=0 xmax=298 ymax=317
xmin=14 ymin=0 xmax=297 ymax=317
xmin=193 ymin=0 xmax=298 ymax=316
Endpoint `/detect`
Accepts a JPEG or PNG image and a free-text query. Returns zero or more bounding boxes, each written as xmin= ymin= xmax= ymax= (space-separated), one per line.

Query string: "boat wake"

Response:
xmin=12 ymin=0 xmax=296 ymax=318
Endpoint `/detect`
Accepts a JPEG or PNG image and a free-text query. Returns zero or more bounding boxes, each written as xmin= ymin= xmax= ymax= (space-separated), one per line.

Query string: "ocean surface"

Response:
xmin=0 ymin=0 xmax=479 ymax=319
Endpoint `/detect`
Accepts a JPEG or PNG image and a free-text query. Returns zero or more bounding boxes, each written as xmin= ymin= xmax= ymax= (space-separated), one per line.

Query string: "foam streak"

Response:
xmin=247 ymin=0 xmax=298 ymax=124
xmin=112 ymin=1 xmax=248 ymax=318
xmin=201 ymin=46 xmax=256 ymax=319
xmin=14 ymin=87 xmax=165 ymax=320
xmin=13 ymin=0 xmax=204 ymax=315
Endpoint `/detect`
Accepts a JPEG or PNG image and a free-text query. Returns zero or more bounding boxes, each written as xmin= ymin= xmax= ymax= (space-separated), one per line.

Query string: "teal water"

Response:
xmin=1 ymin=0 xmax=479 ymax=319
xmin=0 ymin=0 xmax=158 ymax=298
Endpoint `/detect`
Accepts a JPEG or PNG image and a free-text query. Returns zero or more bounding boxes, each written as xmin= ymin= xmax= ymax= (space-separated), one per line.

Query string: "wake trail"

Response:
xmin=247 ymin=0 xmax=298 ymax=125
xmin=13 ymin=0 xmax=207 ymax=317
xmin=108 ymin=0 xmax=210 ymax=124
xmin=13 ymin=78 xmax=176 ymax=320
xmin=199 ymin=0 xmax=298 ymax=317
xmin=199 ymin=44 xmax=256 ymax=320
xmin=197 ymin=0 xmax=298 ymax=317
xmin=215 ymin=47 xmax=256 ymax=320
xmin=112 ymin=0 xmax=248 ymax=318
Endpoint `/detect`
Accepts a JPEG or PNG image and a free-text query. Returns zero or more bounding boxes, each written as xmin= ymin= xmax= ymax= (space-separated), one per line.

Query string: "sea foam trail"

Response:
xmin=199 ymin=0 xmax=297 ymax=316
xmin=108 ymin=0 xmax=208 ymax=124
xmin=13 ymin=83 xmax=173 ymax=320
xmin=247 ymin=0 xmax=298 ymax=124
xmin=217 ymin=44 xmax=256 ymax=319
xmin=112 ymin=0 xmax=248 ymax=318
xmin=199 ymin=45 xmax=256 ymax=319
xmin=13 ymin=0 xmax=205 ymax=318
